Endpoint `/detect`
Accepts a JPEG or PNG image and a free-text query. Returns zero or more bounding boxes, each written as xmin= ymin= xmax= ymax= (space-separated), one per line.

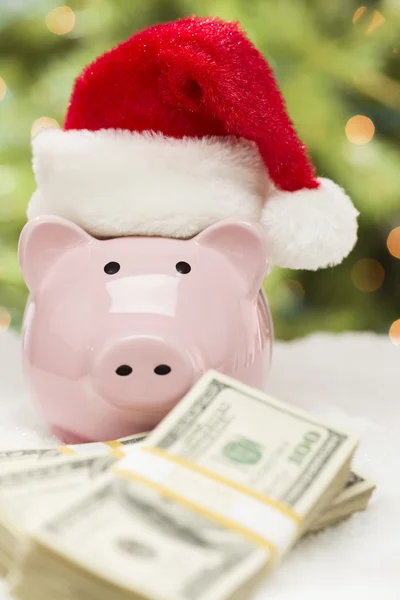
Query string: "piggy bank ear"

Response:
xmin=19 ymin=216 xmax=93 ymax=292
xmin=195 ymin=220 xmax=268 ymax=298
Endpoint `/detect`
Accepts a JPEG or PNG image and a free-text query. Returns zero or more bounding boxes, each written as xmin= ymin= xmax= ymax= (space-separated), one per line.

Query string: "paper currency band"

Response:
xmin=115 ymin=446 xmax=302 ymax=559
xmin=117 ymin=467 xmax=278 ymax=568
xmin=147 ymin=447 xmax=302 ymax=524
xmin=56 ymin=440 xmax=125 ymax=458
xmin=55 ymin=432 xmax=149 ymax=459
xmin=103 ymin=441 xmax=126 ymax=458
xmin=56 ymin=446 xmax=77 ymax=455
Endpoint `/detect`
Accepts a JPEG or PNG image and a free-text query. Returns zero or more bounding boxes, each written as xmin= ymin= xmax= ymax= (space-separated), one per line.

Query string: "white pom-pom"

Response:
xmin=260 ymin=178 xmax=359 ymax=270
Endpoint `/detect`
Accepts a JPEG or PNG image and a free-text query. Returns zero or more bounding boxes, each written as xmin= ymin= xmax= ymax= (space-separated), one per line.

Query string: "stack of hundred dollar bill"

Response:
xmin=0 ymin=371 xmax=375 ymax=600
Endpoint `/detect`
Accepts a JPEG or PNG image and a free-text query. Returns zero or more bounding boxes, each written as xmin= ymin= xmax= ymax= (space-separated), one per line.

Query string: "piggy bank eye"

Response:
xmin=104 ymin=262 xmax=120 ymax=275
xmin=175 ymin=261 xmax=191 ymax=274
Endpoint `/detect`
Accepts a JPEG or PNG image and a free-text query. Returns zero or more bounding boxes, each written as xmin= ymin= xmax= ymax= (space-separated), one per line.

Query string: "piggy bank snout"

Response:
xmin=91 ymin=336 xmax=194 ymax=411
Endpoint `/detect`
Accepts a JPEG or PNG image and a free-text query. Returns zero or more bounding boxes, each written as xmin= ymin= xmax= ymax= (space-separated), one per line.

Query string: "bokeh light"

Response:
xmin=286 ymin=280 xmax=305 ymax=301
xmin=0 ymin=78 xmax=6 ymax=102
xmin=0 ymin=307 xmax=11 ymax=333
xmin=351 ymin=259 xmax=385 ymax=292
xmin=389 ymin=320 xmax=400 ymax=346
xmin=45 ymin=6 xmax=75 ymax=35
xmin=31 ymin=117 xmax=60 ymax=138
xmin=366 ymin=11 xmax=385 ymax=35
xmin=345 ymin=115 xmax=375 ymax=145
xmin=353 ymin=6 xmax=367 ymax=24
xmin=387 ymin=227 xmax=400 ymax=259
xmin=274 ymin=279 xmax=305 ymax=313
xmin=0 ymin=0 xmax=398 ymax=341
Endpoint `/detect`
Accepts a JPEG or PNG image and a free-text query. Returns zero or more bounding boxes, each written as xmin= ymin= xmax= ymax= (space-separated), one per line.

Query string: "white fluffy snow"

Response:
xmin=0 ymin=329 xmax=398 ymax=599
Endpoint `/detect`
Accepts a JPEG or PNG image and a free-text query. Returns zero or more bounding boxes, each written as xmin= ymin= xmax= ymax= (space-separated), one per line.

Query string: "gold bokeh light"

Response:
xmin=353 ymin=6 xmax=367 ymax=24
xmin=0 ymin=307 xmax=11 ymax=333
xmin=366 ymin=11 xmax=385 ymax=35
xmin=387 ymin=226 xmax=400 ymax=259
xmin=389 ymin=320 xmax=400 ymax=346
xmin=31 ymin=117 xmax=60 ymax=138
xmin=351 ymin=259 xmax=385 ymax=292
xmin=0 ymin=77 xmax=6 ymax=102
xmin=45 ymin=6 xmax=75 ymax=36
xmin=345 ymin=115 xmax=375 ymax=145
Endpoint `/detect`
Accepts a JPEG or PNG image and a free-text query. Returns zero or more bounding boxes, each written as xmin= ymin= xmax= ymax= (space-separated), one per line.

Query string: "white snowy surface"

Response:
xmin=0 ymin=329 xmax=398 ymax=599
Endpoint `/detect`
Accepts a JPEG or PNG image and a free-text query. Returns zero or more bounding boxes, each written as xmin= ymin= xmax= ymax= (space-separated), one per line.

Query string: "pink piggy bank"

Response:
xmin=19 ymin=216 xmax=272 ymax=443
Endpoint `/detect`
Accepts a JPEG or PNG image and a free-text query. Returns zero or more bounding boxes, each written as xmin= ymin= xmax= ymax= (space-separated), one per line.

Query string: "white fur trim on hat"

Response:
xmin=260 ymin=178 xmax=359 ymax=270
xmin=28 ymin=128 xmax=268 ymax=239
xmin=28 ymin=128 xmax=358 ymax=270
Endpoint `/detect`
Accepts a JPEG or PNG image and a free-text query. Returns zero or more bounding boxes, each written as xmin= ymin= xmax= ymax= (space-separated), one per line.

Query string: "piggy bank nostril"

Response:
xmin=154 ymin=364 xmax=171 ymax=376
xmin=175 ymin=261 xmax=191 ymax=274
xmin=115 ymin=365 xmax=133 ymax=376
xmin=104 ymin=262 xmax=120 ymax=275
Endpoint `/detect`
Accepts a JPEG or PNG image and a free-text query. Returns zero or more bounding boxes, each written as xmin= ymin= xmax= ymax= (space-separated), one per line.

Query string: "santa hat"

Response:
xmin=28 ymin=16 xmax=358 ymax=270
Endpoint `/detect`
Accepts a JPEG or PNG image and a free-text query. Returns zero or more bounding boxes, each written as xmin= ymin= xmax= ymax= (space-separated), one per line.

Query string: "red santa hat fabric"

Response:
xmin=28 ymin=16 xmax=358 ymax=270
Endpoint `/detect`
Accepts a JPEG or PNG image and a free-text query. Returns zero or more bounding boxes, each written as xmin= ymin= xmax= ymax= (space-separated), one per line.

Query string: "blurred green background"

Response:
xmin=0 ymin=0 xmax=399 ymax=340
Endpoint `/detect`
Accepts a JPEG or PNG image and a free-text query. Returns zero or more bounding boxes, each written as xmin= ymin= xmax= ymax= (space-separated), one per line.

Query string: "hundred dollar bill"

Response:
xmin=0 ymin=454 xmax=120 ymax=575
xmin=0 ymin=462 xmax=371 ymax=576
xmin=0 ymin=431 xmax=148 ymax=468
xmin=309 ymin=471 xmax=375 ymax=533
xmin=11 ymin=371 xmax=358 ymax=600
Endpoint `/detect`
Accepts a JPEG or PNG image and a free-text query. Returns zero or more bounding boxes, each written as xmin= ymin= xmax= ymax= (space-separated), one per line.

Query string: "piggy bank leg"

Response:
xmin=50 ymin=425 xmax=91 ymax=445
